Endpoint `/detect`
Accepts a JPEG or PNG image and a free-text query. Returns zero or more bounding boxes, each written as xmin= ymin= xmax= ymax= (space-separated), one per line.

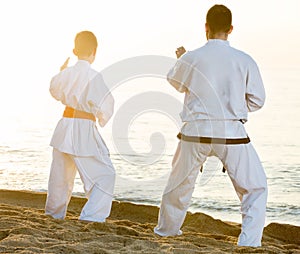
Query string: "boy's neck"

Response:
xmin=78 ymin=55 xmax=95 ymax=64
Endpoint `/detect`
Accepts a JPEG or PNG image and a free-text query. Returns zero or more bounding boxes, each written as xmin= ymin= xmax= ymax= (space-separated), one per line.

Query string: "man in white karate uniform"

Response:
xmin=154 ymin=5 xmax=268 ymax=247
xmin=45 ymin=31 xmax=115 ymax=222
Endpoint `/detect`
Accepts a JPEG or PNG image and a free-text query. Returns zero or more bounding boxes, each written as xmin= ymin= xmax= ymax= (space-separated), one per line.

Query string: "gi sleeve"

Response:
xmin=245 ymin=59 xmax=266 ymax=112
xmin=49 ymin=69 xmax=70 ymax=103
xmin=87 ymin=74 xmax=114 ymax=127
xmin=49 ymin=72 xmax=63 ymax=101
xmin=167 ymin=53 xmax=193 ymax=93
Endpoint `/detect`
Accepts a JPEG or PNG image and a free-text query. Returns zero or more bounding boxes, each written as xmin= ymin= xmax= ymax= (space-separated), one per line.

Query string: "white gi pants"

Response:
xmin=154 ymin=140 xmax=268 ymax=247
xmin=45 ymin=148 xmax=115 ymax=222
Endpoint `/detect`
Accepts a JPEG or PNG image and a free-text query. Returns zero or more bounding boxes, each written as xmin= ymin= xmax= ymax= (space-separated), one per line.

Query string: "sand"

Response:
xmin=0 ymin=190 xmax=299 ymax=253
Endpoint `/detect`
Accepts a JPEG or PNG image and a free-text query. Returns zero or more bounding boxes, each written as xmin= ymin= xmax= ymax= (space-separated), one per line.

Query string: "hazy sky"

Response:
xmin=0 ymin=0 xmax=299 ymax=116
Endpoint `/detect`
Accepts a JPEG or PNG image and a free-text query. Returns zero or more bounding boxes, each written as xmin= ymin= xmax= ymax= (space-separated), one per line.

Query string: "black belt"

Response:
xmin=177 ymin=133 xmax=250 ymax=144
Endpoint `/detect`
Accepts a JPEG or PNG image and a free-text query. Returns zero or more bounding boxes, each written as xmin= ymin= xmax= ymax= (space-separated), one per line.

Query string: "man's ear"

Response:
xmin=205 ymin=23 xmax=209 ymax=33
xmin=73 ymin=48 xmax=78 ymax=56
xmin=227 ymin=25 xmax=233 ymax=34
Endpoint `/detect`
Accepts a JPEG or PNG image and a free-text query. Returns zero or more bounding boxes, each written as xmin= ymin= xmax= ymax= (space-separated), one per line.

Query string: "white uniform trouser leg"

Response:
xmin=45 ymin=148 xmax=115 ymax=222
xmin=154 ymin=141 xmax=267 ymax=247
xmin=219 ymin=144 xmax=268 ymax=247
xmin=45 ymin=149 xmax=77 ymax=219
xmin=154 ymin=141 xmax=206 ymax=236
xmin=74 ymin=154 xmax=115 ymax=222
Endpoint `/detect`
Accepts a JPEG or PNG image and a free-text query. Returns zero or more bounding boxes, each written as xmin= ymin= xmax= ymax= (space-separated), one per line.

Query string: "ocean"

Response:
xmin=0 ymin=65 xmax=299 ymax=227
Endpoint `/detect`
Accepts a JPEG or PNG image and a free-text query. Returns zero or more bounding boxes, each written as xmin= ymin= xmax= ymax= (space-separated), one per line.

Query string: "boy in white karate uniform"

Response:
xmin=154 ymin=5 xmax=268 ymax=247
xmin=45 ymin=31 xmax=115 ymax=222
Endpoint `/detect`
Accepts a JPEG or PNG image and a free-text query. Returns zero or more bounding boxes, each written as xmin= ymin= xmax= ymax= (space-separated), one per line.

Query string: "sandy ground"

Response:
xmin=0 ymin=190 xmax=299 ymax=253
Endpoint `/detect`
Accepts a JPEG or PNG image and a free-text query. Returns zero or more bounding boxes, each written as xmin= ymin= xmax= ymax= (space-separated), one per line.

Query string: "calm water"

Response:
xmin=0 ymin=67 xmax=299 ymax=226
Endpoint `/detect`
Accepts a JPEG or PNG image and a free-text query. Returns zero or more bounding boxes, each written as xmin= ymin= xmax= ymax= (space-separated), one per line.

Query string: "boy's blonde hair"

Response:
xmin=74 ymin=31 xmax=98 ymax=57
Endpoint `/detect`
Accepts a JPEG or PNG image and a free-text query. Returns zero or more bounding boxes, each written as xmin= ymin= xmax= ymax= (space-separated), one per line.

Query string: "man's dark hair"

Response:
xmin=74 ymin=31 xmax=98 ymax=57
xmin=206 ymin=5 xmax=232 ymax=33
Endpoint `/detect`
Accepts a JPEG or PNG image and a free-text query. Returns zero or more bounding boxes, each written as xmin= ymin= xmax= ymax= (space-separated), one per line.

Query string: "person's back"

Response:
xmin=49 ymin=59 xmax=114 ymax=156
xmin=169 ymin=40 xmax=265 ymax=129
xmin=50 ymin=60 xmax=98 ymax=111
xmin=154 ymin=5 xmax=268 ymax=247
xmin=45 ymin=31 xmax=115 ymax=223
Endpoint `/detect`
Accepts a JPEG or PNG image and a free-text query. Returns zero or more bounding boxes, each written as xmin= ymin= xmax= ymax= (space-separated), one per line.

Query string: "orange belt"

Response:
xmin=63 ymin=106 xmax=96 ymax=121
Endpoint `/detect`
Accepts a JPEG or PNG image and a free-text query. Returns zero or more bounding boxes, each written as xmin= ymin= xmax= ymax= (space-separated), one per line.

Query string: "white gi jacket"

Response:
xmin=167 ymin=39 xmax=265 ymax=138
xmin=49 ymin=60 xmax=114 ymax=157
